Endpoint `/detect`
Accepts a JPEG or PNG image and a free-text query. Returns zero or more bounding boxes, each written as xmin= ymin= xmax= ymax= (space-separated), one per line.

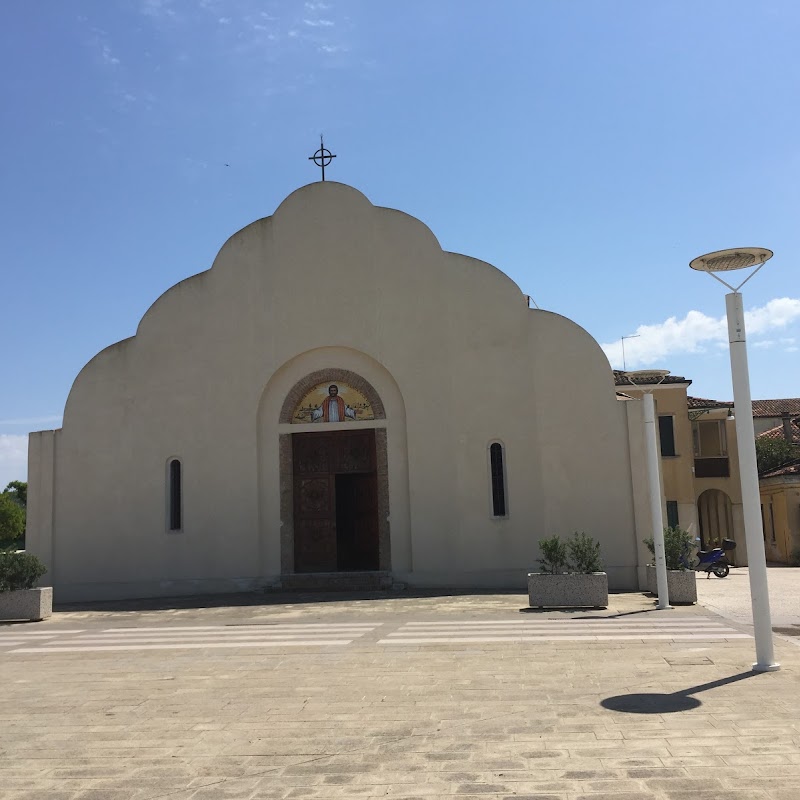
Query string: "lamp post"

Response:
xmin=690 ymin=247 xmax=779 ymax=672
xmin=623 ymin=370 xmax=671 ymax=610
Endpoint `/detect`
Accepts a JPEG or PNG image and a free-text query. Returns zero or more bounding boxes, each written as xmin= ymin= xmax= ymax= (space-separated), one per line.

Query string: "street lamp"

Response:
xmin=690 ymin=247 xmax=779 ymax=672
xmin=622 ymin=370 xmax=671 ymax=610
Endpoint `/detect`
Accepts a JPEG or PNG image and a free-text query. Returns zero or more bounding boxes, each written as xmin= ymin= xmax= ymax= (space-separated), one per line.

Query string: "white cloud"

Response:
xmin=85 ymin=25 xmax=120 ymax=69
xmin=101 ymin=44 xmax=120 ymax=66
xmin=0 ymin=416 xmax=62 ymax=427
xmin=141 ymin=0 xmax=177 ymax=19
xmin=0 ymin=435 xmax=28 ymax=488
xmin=742 ymin=298 xmax=800 ymax=335
xmin=134 ymin=0 xmax=351 ymax=82
xmin=751 ymin=336 xmax=795 ymax=350
xmin=602 ymin=297 xmax=800 ymax=368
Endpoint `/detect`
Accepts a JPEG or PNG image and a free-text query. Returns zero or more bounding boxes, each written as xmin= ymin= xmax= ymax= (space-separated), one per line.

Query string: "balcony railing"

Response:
xmin=694 ymin=457 xmax=730 ymax=478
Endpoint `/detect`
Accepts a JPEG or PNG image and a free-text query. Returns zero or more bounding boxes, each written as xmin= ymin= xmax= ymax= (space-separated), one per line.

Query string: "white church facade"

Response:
xmin=27 ymin=183 xmax=655 ymax=602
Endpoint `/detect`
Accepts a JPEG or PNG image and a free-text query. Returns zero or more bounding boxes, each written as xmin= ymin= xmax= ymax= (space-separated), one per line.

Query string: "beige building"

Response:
xmin=757 ymin=416 xmax=800 ymax=564
xmin=614 ymin=375 xmax=800 ymax=569
xmin=27 ymin=182 xmax=660 ymax=602
xmin=614 ymin=374 xmax=748 ymax=565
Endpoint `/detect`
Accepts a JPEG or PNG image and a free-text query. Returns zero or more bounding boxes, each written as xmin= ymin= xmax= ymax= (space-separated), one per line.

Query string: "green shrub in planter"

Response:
xmin=530 ymin=533 xmax=607 ymax=608
xmin=643 ymin=526 xmax=695 ymax=571
xmin=0 ymin=551 xmax=47 ymax=592
xmin=567 ymin=531 xmax=603 ymax=573
xmin=538 ymin=532 xmax=603 ymax=574
xmin=537 ymin=535 xmax=568 ymax=574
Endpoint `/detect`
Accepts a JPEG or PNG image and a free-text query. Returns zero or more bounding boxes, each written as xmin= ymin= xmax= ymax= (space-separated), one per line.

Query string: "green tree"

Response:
xmin=0 ymin=493 xmax=26 ymax=547
xmin=4 ymin=481 xmax=27 ymax=508
xmin=755 ymin=438 xmax=800 ymax=475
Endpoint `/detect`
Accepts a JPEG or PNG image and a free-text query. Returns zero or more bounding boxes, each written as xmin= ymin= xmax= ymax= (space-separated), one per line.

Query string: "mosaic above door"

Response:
xmin=292 ymin=381 xmax=375 ymax=423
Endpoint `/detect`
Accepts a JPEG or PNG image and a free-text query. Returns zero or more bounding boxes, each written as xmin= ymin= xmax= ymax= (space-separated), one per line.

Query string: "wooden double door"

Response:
xmin=293 ymin=430 xmax=379 ymax=573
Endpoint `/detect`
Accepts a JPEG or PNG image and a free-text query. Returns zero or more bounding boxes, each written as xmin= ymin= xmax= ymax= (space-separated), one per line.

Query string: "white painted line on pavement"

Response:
xmin=69 ymin=633 xmax=364 ymax=643
xmin=102 ymin=624 xmax=377 ymax=632
xmin=88 ymin=628 xmax=374 ymax=638
xmin=402 ymin=620 xmax=730 ymax=627
xmin=0 ymin=630 xmax=81 ymax=636
xmin=11 ymin=639 xmax=356 ymax=653
xmin=378 ymin=633 xmax=752 ymax=644
xmin=402 ymin=622 xmax=729 ymax=632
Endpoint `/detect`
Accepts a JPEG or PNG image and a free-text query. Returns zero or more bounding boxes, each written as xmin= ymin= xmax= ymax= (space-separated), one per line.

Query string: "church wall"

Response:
xmin=50 ymin=294 xmax=266 ymax=600
xmin=26 ymin=429 xmax=57 ymax=583
xmin=34 ymin=182 xmax=643 ymax=600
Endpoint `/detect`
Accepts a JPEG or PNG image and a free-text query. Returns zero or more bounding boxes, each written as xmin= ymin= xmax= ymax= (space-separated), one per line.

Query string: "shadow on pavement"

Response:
xmin=601 ymin=670 xmax=762 ymax=714
xmin=519 ymin=601 xmax=663 ymax=617
xmin=54 ymin=587 xmax=532 ymax=613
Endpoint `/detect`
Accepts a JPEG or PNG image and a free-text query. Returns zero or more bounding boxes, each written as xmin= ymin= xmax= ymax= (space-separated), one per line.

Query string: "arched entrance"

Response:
xmin=697 ymin=489 xmax=733 ymax=551
xmin=278 ymin=368 xmax=391 ymax=578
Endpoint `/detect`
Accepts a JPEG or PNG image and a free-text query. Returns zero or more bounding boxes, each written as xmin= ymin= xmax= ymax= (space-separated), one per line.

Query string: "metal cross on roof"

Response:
xmin=308 ymin=135 xmax=336 ymax=181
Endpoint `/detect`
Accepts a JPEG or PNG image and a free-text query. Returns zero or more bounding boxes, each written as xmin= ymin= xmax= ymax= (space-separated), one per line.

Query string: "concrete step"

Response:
xmin=274 ymin=571 xmax=394 ymax=592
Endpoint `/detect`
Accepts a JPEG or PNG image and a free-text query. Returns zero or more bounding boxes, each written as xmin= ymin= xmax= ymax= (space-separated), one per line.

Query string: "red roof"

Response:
xmin=760 ymin=457 xmax=800 ymax=478
xmin=751 ymin=399 xmax=800 ymax=418
xmin=687 ymin=396 xmax=731 ymax=410
xmin=757 ymin=417 xmax=800 ymax=446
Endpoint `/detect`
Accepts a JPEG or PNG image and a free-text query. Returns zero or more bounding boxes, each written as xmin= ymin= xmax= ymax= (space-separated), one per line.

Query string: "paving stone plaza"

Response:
xmin=2 ymin=589 xmax=800 ymax=800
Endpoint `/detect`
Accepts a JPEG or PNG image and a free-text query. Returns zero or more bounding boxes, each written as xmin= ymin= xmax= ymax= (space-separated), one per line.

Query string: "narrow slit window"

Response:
xmin=489 ymin=442 xmax=507 ymax=518
xmin=169 ymin=459 xmax=182 ymax=531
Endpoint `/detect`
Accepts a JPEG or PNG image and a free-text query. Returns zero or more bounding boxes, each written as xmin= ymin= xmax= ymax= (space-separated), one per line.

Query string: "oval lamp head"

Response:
xmin=621 ymin=369 xmax=670 ymax=381
xmin=690 ymin=247 xmax=772 ymax=272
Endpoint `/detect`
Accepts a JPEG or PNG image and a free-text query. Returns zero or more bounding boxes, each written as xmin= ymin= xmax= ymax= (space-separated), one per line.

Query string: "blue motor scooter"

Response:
xmin=680 ymin=537 xmax=736 ymax=578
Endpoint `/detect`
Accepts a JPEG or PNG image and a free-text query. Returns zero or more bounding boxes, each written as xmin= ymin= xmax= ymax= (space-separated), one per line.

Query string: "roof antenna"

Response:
xmin=621 ymin=334 xmax=640 ymax=371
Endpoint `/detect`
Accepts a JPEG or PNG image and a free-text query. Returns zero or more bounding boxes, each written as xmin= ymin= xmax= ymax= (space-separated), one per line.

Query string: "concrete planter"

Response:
xmin=0 ymin=587 xmax=53 ymax=621
xmin=645 ymin=566 xmax=697 ymax=605
xmin=527 ymin=572 xmax=608 ymax=608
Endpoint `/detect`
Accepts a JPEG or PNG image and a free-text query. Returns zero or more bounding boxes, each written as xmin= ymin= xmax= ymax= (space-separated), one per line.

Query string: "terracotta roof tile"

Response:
xmin=756 ymin=417 xmax=800 ymax=446
xmin=751 ymin=399 xmax=800 ymax=417
xmin=760 ymin=457 xmax=800 ymax=478
xmin=687 ymin=396 xmax=731 ymax=410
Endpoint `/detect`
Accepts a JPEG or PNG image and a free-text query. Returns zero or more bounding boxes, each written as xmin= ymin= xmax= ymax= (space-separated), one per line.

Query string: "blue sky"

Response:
xmin=2 ymin=0 xmax=799 ymax=488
